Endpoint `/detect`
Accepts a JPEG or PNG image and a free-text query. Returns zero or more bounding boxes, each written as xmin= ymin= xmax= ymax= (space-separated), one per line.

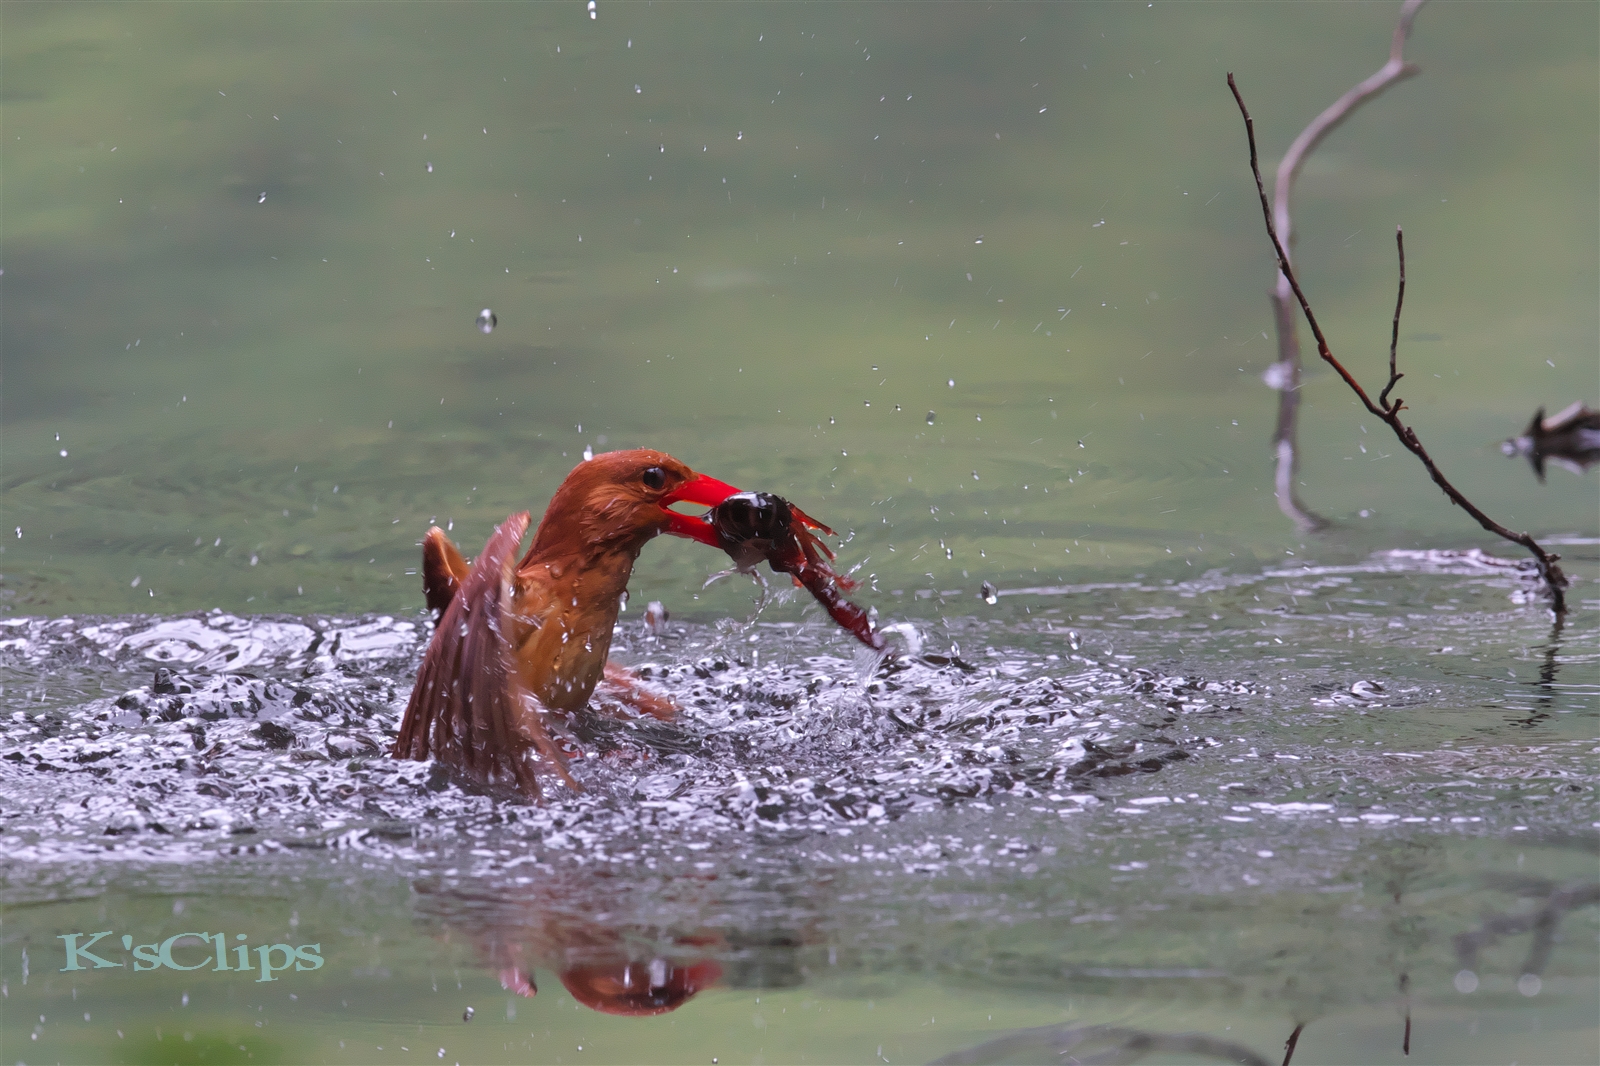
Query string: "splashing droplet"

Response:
xmin=980 ymin=581 xmax=998 ymax=606
xmin=476 ymin=309 xmax=497 ymax=334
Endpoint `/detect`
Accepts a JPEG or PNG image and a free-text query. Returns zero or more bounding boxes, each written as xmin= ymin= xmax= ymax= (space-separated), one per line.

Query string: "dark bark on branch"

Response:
xmin=1281 ymin=1022 xmax=1305 ymax=1066
xmin=1229 ymin=75 xmax=1569 ymax=614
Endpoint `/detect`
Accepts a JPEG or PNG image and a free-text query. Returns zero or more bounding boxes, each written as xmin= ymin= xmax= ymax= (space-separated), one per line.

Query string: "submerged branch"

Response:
xmin=1229 ymin=74 xmax=1569 ymax=614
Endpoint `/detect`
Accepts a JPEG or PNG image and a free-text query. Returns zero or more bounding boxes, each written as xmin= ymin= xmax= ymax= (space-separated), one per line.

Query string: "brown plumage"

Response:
xmin=393 ymin=449 xmax=740 ymax=799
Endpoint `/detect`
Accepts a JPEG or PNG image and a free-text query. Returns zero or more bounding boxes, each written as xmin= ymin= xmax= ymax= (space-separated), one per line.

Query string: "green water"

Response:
xmin=2 ymin=3 xmax=1597 ymax=1063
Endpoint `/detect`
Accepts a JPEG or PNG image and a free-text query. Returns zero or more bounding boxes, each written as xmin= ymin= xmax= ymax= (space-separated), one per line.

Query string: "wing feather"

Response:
xmin=394 ymin=512 xmax=575 ymax=799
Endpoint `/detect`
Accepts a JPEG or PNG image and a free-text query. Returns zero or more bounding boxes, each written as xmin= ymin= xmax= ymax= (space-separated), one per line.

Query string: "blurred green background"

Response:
xmin=2 ymin=1 xmax=1594 ymax=617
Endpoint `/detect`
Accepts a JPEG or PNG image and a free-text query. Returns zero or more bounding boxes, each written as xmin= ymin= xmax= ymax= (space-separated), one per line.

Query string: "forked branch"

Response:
xmin=1229 ymin=74 xmax=1569 ymax=614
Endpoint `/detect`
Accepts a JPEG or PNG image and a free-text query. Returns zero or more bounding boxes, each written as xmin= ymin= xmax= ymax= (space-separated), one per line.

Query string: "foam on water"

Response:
xmin=2 ymin=551 xmax=1595 ymax=1021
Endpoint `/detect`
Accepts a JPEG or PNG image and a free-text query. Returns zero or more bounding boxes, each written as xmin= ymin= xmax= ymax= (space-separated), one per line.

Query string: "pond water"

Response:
xmin=2 ymin=4 xmax=1596 ymax=1064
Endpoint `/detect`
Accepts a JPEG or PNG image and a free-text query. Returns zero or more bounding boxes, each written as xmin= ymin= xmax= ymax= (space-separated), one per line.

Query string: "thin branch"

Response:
xmin=1229 ymin=74 xmax=1569 ymax=614
xmin=1281 ymin=1022 xmax=1306 ymax=1066
xmin=1398 ymin=972 xmax=1412 ymax=1056
xmin=1379 ymin=228 xmax=1406 ymax=410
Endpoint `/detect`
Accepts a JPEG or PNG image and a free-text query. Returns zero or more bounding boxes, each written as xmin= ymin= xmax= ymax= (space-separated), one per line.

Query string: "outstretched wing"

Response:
xmin=394 ymin=512 xmax=574 ymax=799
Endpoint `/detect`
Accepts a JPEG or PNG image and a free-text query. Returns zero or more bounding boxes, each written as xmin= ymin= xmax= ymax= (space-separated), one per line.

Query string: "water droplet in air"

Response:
xmin=463 ymin=1007 xmax=475 ymax=1021
xmin=926 ymin=411 xmax=936 ymax=424
xmin=582 ymin=446 xmax=594 ymax=461
xmin=587 ymin=0 xmax=596 ymax=17
xmin=426 ymin=162 xmax=434 ymax=173
xmin=971 ymin=470 xmax=980 ymax=480
xmin=635 ymin=84 xmax=642 ymax=93
xmin=980 ymin=581 xmax=998 ymax=605
xmin=947 ymin=379 xmax=955 ymax=387
xmin=476 ymin=309 xmax=497 ymax=334
xmin=59 ymin=449 xmax=68 ymax=457
xmin=1068 ymin=630 xmax=1080 ymax=650
xmin=258 ymin=192 xmax=267 ymax=204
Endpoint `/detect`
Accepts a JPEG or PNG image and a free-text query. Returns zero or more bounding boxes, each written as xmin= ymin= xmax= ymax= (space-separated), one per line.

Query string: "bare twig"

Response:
xmin=1398 ymin=972 xmax=1411 ymax=1056
xmin=1380 ymin=232 xmax=1407 ymax=411
xmin=1281 ymin=1022 xmax=1305 ymax=1066
xmin=1265 ymin=0 xmax=1427 ymax=533
xmin=1229 ymin=74 xmax=1570 ymax=614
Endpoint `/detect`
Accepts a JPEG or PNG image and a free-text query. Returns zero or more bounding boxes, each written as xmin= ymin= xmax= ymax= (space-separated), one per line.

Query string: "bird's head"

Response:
xmin=529 ymin=448 xmax=741 ymax=558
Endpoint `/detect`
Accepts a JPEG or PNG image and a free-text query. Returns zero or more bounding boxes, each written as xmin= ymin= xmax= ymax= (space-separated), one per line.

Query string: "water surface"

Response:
xmin=2 ymin=3 xmax=1596 ymax=1063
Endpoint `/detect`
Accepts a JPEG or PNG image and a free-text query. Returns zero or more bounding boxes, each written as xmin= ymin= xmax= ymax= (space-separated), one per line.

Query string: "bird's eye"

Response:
xmin=641 ymin=466 xmax=667 ymax=490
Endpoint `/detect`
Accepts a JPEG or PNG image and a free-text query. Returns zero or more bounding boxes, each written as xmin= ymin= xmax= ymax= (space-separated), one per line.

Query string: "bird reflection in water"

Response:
xmin=414 ymin=876 xmax=725 ymax=1016
xmin=412 ymin=871 xmax=813 ymax=1018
